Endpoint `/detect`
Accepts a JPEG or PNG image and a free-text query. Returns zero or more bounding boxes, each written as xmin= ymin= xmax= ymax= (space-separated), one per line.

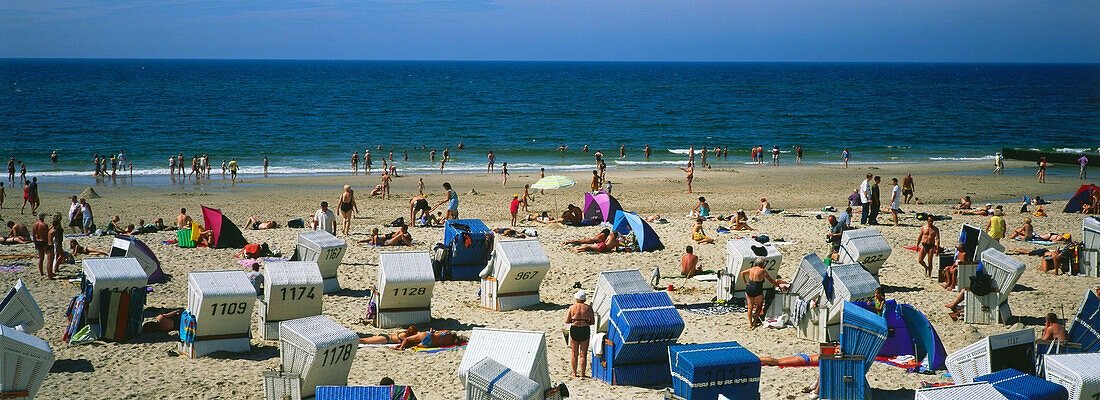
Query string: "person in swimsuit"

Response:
xmin=359 ymin=326 xmax=419 ymax=345
xmin=337 ymin=185 xmax=358 ymax=235
xmin=501 ymin=162 xmax=508 ymax=188
xmin=49 ymin=217 xmax=64 ymax=276
xmin=141 ymin=309 xmax=185 ymax=333
xmin=691 ymin=218 xmax=714 ymax=244
xmin=5 ymin=221 xmax=30 ymax=244
xmin=573 ymin=231 xmax=619 ymax=253
xmin=730 ymin=210 xmax=753 ymax=231
xmin=409 ymin=195 xmax=431 ymax=225
xmin=393 ymin=329 xmax=460 ymax=350
xmin=940 ymin=242 xmax=970 ymax=290
xmin=842 ymin=148 xmax=850 ymax=168
xmin=566 ymin=290 xmax=594 ymax=378
xmin=69 ymin=239 xmax=109 ymax=257
xmin=244 ymin=217 xmax=279 ymax=230
xmin=1041 ymin=313 xmax=1069 ymax=341
xmin=740 ymin=257 xmax=779 ymax=328
xmin=1037 ymin=157 xmax=1047 ymax=183
xmin=759 ymin=353 xmax=819 ymax=367
xmin=691 ymin=196 xmax=711 ymax=219
xmin=902 ymin=174 xmax=915 ymax=204
xmin=916 ymin=217 xmax=940 ymax=277
xmin=678 ymin=165 xmax=694 ymax=193
xmin=1007 ymin=217 xmax=1035 ymax=240
xmin=564 ymin=229 xmax=610 ymax=246
xmin=757 ymin=198 xmax=772 ymax=215
xmin=681 ymin=246 xmax=704 ymax=277
xmin=431 ymin=182 xmax=459 ymax=220
xmin=32 ymin=213 xmax=51 ymax=278
xmin=357 ymin=228 xmax=391 ymax=246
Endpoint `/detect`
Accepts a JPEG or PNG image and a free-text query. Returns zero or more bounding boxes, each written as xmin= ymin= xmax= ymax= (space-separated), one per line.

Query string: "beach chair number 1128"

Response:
xmin=393 ymin=287 xmax=427 ymax=296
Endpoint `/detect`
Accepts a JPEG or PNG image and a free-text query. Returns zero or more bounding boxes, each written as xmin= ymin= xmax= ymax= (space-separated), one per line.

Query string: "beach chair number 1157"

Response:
xmin=320 ymin=343 xmax=355 ymax=367
xmin=209 ymin=302 xmax=249 ymax=315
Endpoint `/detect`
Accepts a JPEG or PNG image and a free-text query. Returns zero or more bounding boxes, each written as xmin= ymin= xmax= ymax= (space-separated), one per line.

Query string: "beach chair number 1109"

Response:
xmin=320 ymin=343 xmax=355 ymax=367
xmin=279 ymin=287 xmax=317 ymax=301
xmin=210 ymin=302 xmax=249 ymax=315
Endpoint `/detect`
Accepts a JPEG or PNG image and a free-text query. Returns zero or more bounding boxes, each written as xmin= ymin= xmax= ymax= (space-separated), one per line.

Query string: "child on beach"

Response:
xmin=509 ymin=195 xmax=520 ymax=227
xmin=521 ymin=184 xmax=532 ymax=212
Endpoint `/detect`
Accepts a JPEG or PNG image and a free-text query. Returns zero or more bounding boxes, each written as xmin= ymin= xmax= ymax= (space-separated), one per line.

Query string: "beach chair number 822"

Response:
xmin=209 ymin=302 xmax=248 ymax=316
xmin=280 ymin=286 xmax=317 ymax=301
xmin=320 ymin=343 xmax=355 ymax=367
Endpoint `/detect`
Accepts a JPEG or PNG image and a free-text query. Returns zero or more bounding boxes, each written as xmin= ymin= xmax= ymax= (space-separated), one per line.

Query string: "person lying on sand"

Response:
xmin=392 ymin=329 xmax=463 ymax=350
xmin=1007 ymin=217 xmax=1034 ymax=240
xmin=951 ymin=196 xmax=972 ymax=210
xmin=760 ymin=353 xmax=820 ymax=367
xmin=729 ymin=210 xmax=753 ymax=231
xmin=360 ymin=326 xmax=418 ymax=345
xmin=368 ymin=184 xmax=384 ymax=197
xmin=142 ymin=309 xmax=184 ymax=333
xmin=564 ymin=229 xmax=609 ymax=245
xmin=954 ymin=204 xmax=991 ymax=215
xmin=573 ymin=231 xmax=620 ymax=253
xmin=244 ymin=217 xmax=279 ymax=230
xmin=493 ymin=228 xmax=526 ymax=238
xmin=1033 ymin=232 xmax=1073 ymax=243
xmin=357 ymin=226 xmax=414 ymax=246
xmin=527 ymin=211 xmax=557 ymax=224
xmin=691 ymin=218 xmax=715 ymax=244
xmin=1 ymin=221 xmax=30 ymax=244
xmin=69 ymin=239 xmax=108 ymax=257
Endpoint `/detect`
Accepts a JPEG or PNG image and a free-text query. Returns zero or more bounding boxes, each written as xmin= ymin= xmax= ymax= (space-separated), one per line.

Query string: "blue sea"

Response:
xmin=1 ymin=60 xmax=1097 ymax=177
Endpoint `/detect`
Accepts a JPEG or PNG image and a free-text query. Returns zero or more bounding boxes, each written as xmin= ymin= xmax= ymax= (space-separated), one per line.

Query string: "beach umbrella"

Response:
xmin=531 ymin=175 xmax=576 ymax=211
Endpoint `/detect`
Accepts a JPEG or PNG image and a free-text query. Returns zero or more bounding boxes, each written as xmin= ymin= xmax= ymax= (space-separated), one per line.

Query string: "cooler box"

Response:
xmin=444 ymin=219 xmax=494 ymax=280
xmin=1044 ymin=353 xmax=1100 ymax=400
xmin=294 ymin=231 xmax=347 ymax=293
xmin=976 ymin=368 xmax=1069 ymax=400
xmin=465 ymin=357 xmax=541 ymax=400
xmin=0 ymin=325 xmax=54 ymax=399
xmin=279 ymin=315 xmax=359 ymax=399
xmin=668 ymin=341 xmax=760 ymax=400
xmin=718 ymin=238 xmax=782 ymax=301
xmin=837 ymin=227 xmax=891 ymax=276
xmin=259 ymin=261 xmax=324 ymax=340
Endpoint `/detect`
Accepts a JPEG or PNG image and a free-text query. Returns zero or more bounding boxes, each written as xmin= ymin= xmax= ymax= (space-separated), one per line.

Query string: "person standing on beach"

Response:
xmin=842 ymin=148 xmax=851 ymax=168
xmin=868 ymin=176 xmax=881 ymax=225
xmin=32 ymin=213 xmax=52 ymax=279
xmin=220 ymin=159 xmax=227 ymax=178
xmin=0 ymin=182 xmax=5 ymax=218
xmin=509 ymin=194 xmax=520 ymax=227
xmin=79 ymin=198 xmax=94 ymax=234
xmin=7 ymin=156 xmax=15 ymax=184
xmin=902 ymin=174 xmax=915 ymax=204
xmin=168 ymin=156 xmax=175 ymax=178
xmin=365 ymin=150 xmax=373 ymax=175
xmin=381 ymin=172 xmax=392 ymax=199
xmin=565 ymin=290 xmax=593 ymax=378
xmin=418 ymin=178 xmax=424 ymax=196
xmin=26 ymin=177 xmax=39 ymax=215
xmin=701 ymin=148 xmax=709 ymax=168
xmin=487 ymin=151 xmax=495 ymax=173
xmin=916 ymin=218 xmax=940 ymax=277
xmin=1080 ymin=155 xmax=1089 ymax=179
xmin=228 ymin=158 xmax=239 ymax=182
xmin=439 ymin=155 xmax=447 ymax=174
xmin=589 ymin=170 xmax=601 ymax=192
xmin=644 ymin=144 xmax=651 ymax=160
xmin=68 ymin=196 xmax=82 ymax=234
xmin=772 ymin=145 xmax=780 ymax=166
xmin=521 ymin=184 xmax=532 ymax=212
xmin=986 ymin=207 xmax=1006 ymax=242
xmin=539 ymin=167 xmax=545 ymax=194
xmin=889 ymin=178 xmax=901 ymax=226
xmin=678 ymin=165 xmax=695 ymax=193
xmin=501 ymin=162 xmax=509 ymax=188
xmin=430 ymin=182 xmax=459 ymax=220
xmin=312 ymin=201 xmax=336 ymax=235
xmin=263 ymin=156 xmax=269 ymax=176
xmin=794 ymin=146 xmax=803 ymax=165
xmin=688 ymin=145 xmax=695 ymax=167
xmin=859 ymin=173 xmax=872 ymax=225
xmin=1037 ymin=157 xmax=1047 ymax=183
xmin=337 ymin=185 xmax=358 ymax=235
xmin=351 ymin=151 xmax=359 ymax=175
xmin=993 ymin=152 xmax=1004 ymax=175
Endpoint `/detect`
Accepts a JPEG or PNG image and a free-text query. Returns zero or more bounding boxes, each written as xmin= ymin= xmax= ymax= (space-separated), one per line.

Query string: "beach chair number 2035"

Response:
xmin=209 ymin=302 xmax=249 ymax=316
xmin=279 ymin=286 xmax=317 ymax=301
xmin=319 ymin=343 xmax=355 ymax=367
xmin=392 ymin=287 xmax=427 ymax=296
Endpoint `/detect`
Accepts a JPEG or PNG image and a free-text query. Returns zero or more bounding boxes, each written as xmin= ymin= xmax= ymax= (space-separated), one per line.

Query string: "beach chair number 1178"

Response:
xmin=320 ymin=343 xmax=355 ymax=367
xmin=209 ymin=302 xmax=249 ymax=315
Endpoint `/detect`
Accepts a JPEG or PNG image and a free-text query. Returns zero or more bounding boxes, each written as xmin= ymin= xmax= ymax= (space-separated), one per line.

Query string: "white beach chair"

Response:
xmin=465 ymin=357 xmax=541 ymax=400
xmin=109 ymin=236 xmax=164 ymax=282
xmin=0 ymin=325 xmax=54 ymax=399
xmin=0 ymin=280 xmax=44 ymax=334
xmin=1044 ymin=353 xmax=1100 ymax=400
xmin=961 ymin=223 xmax=1006 ymax=262
xmin=258 ymin=261 xmax=324 ymax=340
xmin=716 ymin=238 xmax=782 ymax=301
xmin=262 ymin=370 xmax=301 ymax=400
xmin=963 ymin=249 xmax=1026 ymax=325
xmin=837 ymin=227 xmax=892 ymax=276
xmin=81 ymin=257 xmax=148 ymax=322
xmin=458 ymin=328 xmax=560 ymax=400
xmin=279 ymin=315 xmax=358 ymax=399
xmin=914 ymin=382 xmax=1009 ymax=400
xmin=1082 ymin=216 xmax=1100 ymax=277
xmin=790 ymin=254 xmax=878 ymax=342
xmin=945 ymin=329 xmax=1035 ymax=384
xmin=178 ymin=270 xmax=255 ymax=358
xmin=294 ymin=231 xmax=347 ymax=293
xmin=591 ymin=269 xmax=652 ymax=333
xmin=481 ymin=239 xmax=550 ymax=311
xmin=372 ymin=251 xmax=435 ymax=328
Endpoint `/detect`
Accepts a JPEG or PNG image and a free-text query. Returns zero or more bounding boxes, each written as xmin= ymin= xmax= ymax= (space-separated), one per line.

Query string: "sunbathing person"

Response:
xmin=141 ymin=308 xmax=184 ymax=333
xmin=493 ymin=228 xmax=526 ymax=238
xmin=690 ymin=197 xmax=712 ymax=219
xmin=759 ymin=353 xmax=820 ymax=367
xmin=387 ymin=225 xmax=413 ymax=246
xmin=393 ymin=329 xmax=463 ymax=350
xmin=954 ymin=204 xmax=991 ymax=215
xmin=564 ymin=228 xmax=610 ymax=245
xmin=756 ymin=198 xmax=773 ymax=215
xmin=360 ymin=326 xmax=419 ymax=345
xmin=1007 ymin=217 xmax=1034 ymax=240
xmin=106 ymin=216 xmax=124 ymax=234
xmin=940 ymin=242 xmax=971 ymax=290
xmin=560 ymin=204 xmax=583 ymax=225
xmin=729 ymin=210 xmax=753 ymax=231
xmin=681 ymin=246 xmax=704 ymax=277
xmin=1041 ymin=313 xmax=1069 ymax=341
xmin=358 ymin=228 xmax=391 ymax=246
xmin=527 ymin=211 xmax=557 ymax=223
xmin=691 ymin=218 xmax=715 ymax=244
xmin=245 ymin=217 xmax=279 ymax=230
xmin=69 ymin=239 xmax=109 ymax=257
xmin=573 ymin=231 xmax=620 ymax=253
xmin=952 ymin=196 xmax=972 ymax=209
xmin=3 ymin=221 xmax=31 ymax=244
xmin=368 ymin=184 xmax=384 ymax=197
xmin=1034 ymin=232 xmax=1073 ymax=243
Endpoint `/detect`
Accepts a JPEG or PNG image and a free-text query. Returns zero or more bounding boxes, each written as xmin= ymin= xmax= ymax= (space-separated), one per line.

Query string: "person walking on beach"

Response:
xmin=889 ymin=178 xmax=901 ymax=226
xmin=902 ymin=174 xmax=915 ymax=204
xmin=365 ymin=150 xmax=373 ymax=175
xmin=431 ymin=182 xmax=459 ymax=221
xmin=220 ymin=159 xmax=227 ymax=178
xmin=842 ymin=148 xmax=851 ymax=168
xmin=418 ymin=178 xmax=424 ymax=196
xmin=351 ymin=151 xmax=359 ymax=175
xmin=1037 ymin=157 xmax=1047 ymax=183
xmin=859 ymin=173 xmax=872 ymax=224
xmin=486 ymin=151 xmax=495 ymax=173
xmin=644 ymin=144 xmax=651 ymax=160
xmin=993 ymin=152 xmax=1004 ymax=175
xmin=439 ymin=155 xmax=447 ymax=174
xmin=741 ymin=258 xmax=779 ymax=328
xmin=312 ymin=201 xmax=336 ymax=235
xmin=501 ymin=162 xmax=509 ymax=188
xmin=772 ymin=145 xmax=780 ymax=166
xmin=7 ymin=156 xmax=15 ymax=184
xmin=868 ymin=176 xmax=881 ymax=225
xmin=678 ymin=164 xmax=695 ymax=193
xmin=1080 ymin=155 xmax=1089 ymax=179
xmin=381 ymin=172 xmax=392 ymax=199
xmin=589 ymin=170 xmax=601 ymax=192
xmin=794 ymin=146 xmax=803 ymax=165
xmin=916 ymin=218 xmax=940 ymax=277
xmin=521 ymin=184 xmax=533 ymax=212
xmin=337 ymin=185 xmax=358 ymax=235
xmin=565 ymin=290 xmax=593 ymax=378
xmin=228 ymin=158 xmax=239 ymax=182
xmin=263 ymin=156 xmax=269 ymax=176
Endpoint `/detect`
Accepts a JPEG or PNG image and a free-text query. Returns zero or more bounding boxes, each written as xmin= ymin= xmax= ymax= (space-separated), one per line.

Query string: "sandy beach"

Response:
xmin=2 ymin=159 xmax=1096 ymax=399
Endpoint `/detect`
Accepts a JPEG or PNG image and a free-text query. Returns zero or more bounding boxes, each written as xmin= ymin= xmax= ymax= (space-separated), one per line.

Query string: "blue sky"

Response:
xmin=2 ymin=0 xmax=1098 ymax=62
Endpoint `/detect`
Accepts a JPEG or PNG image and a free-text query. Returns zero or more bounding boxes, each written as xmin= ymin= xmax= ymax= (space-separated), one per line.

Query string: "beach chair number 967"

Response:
xmin=393 ymin=287 xmax=427 ymax=296
xmin=514 ymin=271 xmax=539 ymax=280
xmin=320 ymin=343 xmax=354 ymax=367
xmin=209 ymin=302 xmax=248 ymax=316
xmin=280 ymin=286 xmax=317 ymax=301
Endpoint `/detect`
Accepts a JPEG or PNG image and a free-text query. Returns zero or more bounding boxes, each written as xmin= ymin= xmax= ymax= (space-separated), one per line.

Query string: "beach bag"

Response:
xmin=70 ymin=325 xmax=97 ymax=345
xmin=387 ymin=217 xmax=405 ymax=227
xmin=243 ymin=244 xmax=262 ymax=258
xmin=287 ymin=218 xmax=305 ymax=228
xmin=969 ymin=267 xmax=994 ymax=296
xmin=430 ymin=243 xmax=450 ymax=281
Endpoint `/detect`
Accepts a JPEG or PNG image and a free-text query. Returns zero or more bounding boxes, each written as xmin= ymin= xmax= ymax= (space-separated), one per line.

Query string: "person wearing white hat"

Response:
xmin=566 ymin=290 xmax=594 ymax=378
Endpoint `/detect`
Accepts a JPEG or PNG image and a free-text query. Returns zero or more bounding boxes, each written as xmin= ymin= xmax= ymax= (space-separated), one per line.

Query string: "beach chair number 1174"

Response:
xmin=279 ymin=286 xmax=317 ymax=301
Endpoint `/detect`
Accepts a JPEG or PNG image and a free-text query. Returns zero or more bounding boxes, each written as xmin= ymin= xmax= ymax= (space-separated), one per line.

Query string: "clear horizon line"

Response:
xmin=2 ymin=56 xmax=1098 ymax=65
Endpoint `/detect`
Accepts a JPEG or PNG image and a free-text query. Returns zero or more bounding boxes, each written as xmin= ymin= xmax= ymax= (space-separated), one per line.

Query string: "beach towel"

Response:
xmin=363 ymin=242 xmax=422 ymax=247
xmin=1013 ymin=238 xmax=1056 ymax=245
xmin=0 ymin=253 xmax=35 ymax=260
xmin=179 ymin=310 xmax=197 ymax=343
xmin=63 ymin=290 xmax=89 ymax=343
xmin=410 ymin=342 xmax=467 ymax=353
xmin=238 ymin=259 xmax=263 ymax=268
xmin=0 ymin=264 xmax=26 ymax=272
xmin=677 ymin=302 xmax=747 ymax=315
xmin=661 ymin=270 xmax=718 ymax=279
xmin=98 ymin=288 xmax=145 ymax=342
xmin=177 ymin=229 xmax=195 ymax=248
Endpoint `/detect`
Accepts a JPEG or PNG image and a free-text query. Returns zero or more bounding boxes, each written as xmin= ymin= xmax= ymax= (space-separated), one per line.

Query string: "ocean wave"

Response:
xmin=613 ymin=160 xmax=685 ymax=165
xmin=1054 ymin=147 xmax=1092 ymax=153
xmin=927 ymin=155 xmax=995 ymax=161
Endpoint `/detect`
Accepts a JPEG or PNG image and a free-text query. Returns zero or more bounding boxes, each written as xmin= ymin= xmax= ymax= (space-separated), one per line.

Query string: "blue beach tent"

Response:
xmin=612 ymin=211 xmax=663 ymax=252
